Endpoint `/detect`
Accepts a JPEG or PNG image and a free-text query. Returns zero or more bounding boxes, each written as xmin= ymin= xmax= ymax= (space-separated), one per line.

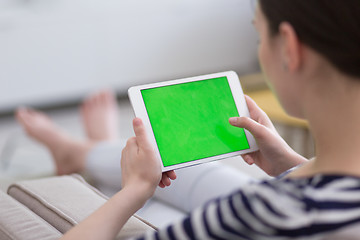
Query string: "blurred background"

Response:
xmin=0 ymin=0 xmax=314 ymax=194
xmin=0 ymin=0 xmax=259 ymax=113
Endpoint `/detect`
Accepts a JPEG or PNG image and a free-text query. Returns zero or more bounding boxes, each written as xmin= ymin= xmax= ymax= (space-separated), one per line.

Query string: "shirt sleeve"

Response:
xmin=131 ymin=180 xmax=299 ymax=240
xmin=133 ymin=178 xmax=360 ymax=240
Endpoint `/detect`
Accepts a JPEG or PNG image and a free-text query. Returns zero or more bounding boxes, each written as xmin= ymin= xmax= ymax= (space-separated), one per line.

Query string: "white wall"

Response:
xmin=0 ymin=0 xmax=259 ymax=112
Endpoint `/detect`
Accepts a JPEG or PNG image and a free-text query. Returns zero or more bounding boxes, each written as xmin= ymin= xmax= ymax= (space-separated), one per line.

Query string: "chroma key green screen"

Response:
xmin=141 ymin=76 xmax=250 ymax=167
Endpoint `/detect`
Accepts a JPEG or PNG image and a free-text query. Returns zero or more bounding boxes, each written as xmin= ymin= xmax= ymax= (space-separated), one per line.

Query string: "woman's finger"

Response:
xmin=158 ymin=181 xmax=165 ymax=188
xmin=229 ymin=116 xmax=269 ymax=140
xmin=161 ymin=174 xmax=171 ymax=186
xmin=132 ymin=118 xmax=151 ymax=149
xmin=166 ymin=170 xmax=177 ymax=180
xmin=242 ymin=154 xmax=255 ymax=165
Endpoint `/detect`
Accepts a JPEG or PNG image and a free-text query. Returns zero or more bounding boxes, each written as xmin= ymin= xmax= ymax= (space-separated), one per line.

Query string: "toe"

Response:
xmin=15 ymin=108 xmax=27 ymax=124
xmin=93 ymin=92 xmax=102 ymax=106
xmin=105 ymin=90 xmax=117 ymax=105
xmin=15 ymin=107 xmax=36 ymax=125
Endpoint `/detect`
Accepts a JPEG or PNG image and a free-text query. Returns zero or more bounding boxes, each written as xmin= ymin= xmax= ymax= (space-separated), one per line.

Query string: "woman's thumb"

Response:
xmin=229 ymin=117 xmax=269 ymax=140
xmin=133 ymin=118 xmax=149 ymax=147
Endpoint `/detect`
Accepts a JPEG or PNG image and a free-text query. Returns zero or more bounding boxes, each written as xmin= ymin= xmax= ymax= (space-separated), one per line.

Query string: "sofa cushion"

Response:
xmin=7 ymin=174 xmax=156 ymax=240
xmin=0 ymin=190 xmax=62 ymax=240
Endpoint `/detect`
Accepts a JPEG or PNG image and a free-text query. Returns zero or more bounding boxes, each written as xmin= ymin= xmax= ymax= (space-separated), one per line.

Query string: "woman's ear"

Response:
xmin=278 ymin=22 xmax=303 ymax=72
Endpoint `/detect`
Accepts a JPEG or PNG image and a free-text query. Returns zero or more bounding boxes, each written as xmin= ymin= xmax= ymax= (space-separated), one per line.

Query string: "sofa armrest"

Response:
xmin=7 ymin=174 xmax=156 ymax=240
xmin=0 ymin=190 xmax=62 ymax=240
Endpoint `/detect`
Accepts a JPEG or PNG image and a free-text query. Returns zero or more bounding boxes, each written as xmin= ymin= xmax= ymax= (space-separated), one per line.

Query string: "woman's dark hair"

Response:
xmin=259 ymin=0 xmax=360 ymax=78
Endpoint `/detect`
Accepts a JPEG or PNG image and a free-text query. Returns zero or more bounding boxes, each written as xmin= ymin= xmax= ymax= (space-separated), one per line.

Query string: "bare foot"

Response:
xmin=80 ymin=90 xmax=119 ymax=141
xmin=16 ymin=108 xmax=94 ymax=175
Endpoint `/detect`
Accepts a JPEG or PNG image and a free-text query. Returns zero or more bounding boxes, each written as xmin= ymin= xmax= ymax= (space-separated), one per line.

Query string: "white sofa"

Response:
xmin=1 ymin=174 xmax=155 ymax=240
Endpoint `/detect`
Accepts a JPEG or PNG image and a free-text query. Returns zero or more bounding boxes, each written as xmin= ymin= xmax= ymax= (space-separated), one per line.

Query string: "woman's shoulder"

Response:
xmin=262 ymin=173 xmax=360 ymax=191
xmin=244 ymin=174 xmax=360 ymax=207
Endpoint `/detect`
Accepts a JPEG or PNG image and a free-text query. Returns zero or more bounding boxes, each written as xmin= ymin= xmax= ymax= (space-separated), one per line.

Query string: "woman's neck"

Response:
xmin=291 ymin=72 xmax=360 ymax=178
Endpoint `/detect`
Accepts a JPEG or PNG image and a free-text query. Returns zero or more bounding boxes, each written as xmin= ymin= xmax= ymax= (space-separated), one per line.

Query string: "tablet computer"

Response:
xmin=128 ymin=71 xmax=258 ymax=172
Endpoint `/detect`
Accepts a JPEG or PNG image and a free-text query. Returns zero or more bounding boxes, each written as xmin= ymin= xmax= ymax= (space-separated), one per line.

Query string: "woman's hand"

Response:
xmin=60 ymin=118 xmax=177 ymax=240
xmin=229 ymin=95 xmax=307 ymax=176
xmin=121 ymin=118 xmax=176 ymax=201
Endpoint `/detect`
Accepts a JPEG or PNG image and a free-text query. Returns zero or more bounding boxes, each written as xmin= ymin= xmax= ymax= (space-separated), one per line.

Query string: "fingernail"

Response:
xmin=229 ymin=117 xmax=237 ymax=124
xmin=133 ymin=118 xmax=142 ymax=126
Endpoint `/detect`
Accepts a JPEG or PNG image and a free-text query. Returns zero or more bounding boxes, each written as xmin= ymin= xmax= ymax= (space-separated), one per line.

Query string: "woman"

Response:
xmin=60 ymin=0 xmax=360 ymax=239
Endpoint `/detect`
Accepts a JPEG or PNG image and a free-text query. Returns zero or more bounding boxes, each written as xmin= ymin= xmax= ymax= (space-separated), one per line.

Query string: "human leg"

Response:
xmin=15 ymin=90 xmax=120 ymax=177
xmin=153 ymin=162 xmax=257 ymax=213
xmin=84 ymin=140 xmax=125 ymax=195
xmin=80 ymin=90 xmax=119 ymax=141
xmin=86 ymin=141 xmax=257 ymax=214
xmin=16 ymin=108 xmax=93 ymax=176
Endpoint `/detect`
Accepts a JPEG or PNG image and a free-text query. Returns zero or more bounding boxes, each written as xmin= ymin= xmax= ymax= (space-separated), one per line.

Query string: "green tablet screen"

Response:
xmin=141 ymin=76 xmax=250 ymax=167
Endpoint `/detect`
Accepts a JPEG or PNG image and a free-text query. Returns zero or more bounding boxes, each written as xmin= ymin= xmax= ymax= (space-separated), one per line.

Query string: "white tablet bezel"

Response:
xmin=128 ymin=71 xmax=258 ymax=172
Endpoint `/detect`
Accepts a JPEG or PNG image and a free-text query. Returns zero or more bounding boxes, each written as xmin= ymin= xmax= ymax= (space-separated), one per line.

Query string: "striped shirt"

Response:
xmin=136 ymin=174 xmax=360 ymax=239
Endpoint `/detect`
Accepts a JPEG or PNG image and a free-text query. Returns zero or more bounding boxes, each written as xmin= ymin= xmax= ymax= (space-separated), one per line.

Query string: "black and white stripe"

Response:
xmin=136 ymin=175 xmax=360 ymax=239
